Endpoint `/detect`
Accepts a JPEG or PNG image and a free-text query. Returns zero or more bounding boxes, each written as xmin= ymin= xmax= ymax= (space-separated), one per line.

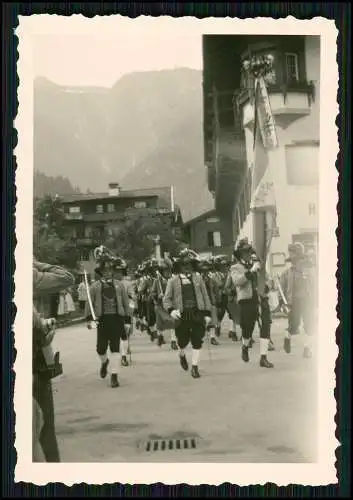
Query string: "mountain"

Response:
xmin=34 ymin=68 xmax=214 ymax=220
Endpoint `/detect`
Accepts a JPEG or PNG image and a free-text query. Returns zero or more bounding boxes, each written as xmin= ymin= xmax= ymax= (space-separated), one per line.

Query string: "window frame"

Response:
xmin=69 ymin=206 xmax=80 ymax=214
xmin=107 ymin=203 xmax=115 ymax=213
xmin=134 ymin=200 xmax=147 ymax=209
xmin=284 ymin=52 xmax=299 ymax=83
xmin=96 ymin=204 xmax=104 ymax=214
xmin=207 ymin=230 xmax=222 ymax=248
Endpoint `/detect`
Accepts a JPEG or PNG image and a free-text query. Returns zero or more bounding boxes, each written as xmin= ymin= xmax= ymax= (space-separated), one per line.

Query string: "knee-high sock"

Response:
xmin=120 ymin=340 xmax=128 ymax=356
xmin=179 ymin=348 xmax=185 ymax=357
xmin=232 ymin=320 xmax=237 ymax=332
xmin=192 ymin=349 xmax=200 ymax=366
xmin=170 ymin=330 xmax=177 ymax=342
xmin=285 ymin=330 xmax=292 ymax=339
xmin=260 ymin=338 xmax=269 ymax=356
xmin=99 ymin=353 xmax=108 ymax=363
xmin=242 ymin=337 xmax=250 ymax=347
xmin=110 ymin=352 xmax=119 ymax=374
xmin=209 ymin=328 xmax=216 ymax=339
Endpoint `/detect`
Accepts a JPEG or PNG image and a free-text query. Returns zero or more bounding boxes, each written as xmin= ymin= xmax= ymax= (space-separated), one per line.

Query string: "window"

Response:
xmin=96 ymin=204 xmax=104 ymax=214
xmin=285 ymin=145 xmax=319 ymax=186
xmin=285 ymin=53 xmax=299 ymax=83
xmin=207 ymin=231 xmax=222 ymax=248
xmin=206 ymin=216 xmax=220 ymax=224
xmin=80 ymin=250 xmax=90 ymax=261
xmin=84 ymin=226 xmax=92 ymax=238
xmin=107 ymin=203 xmax=115 ymax=213
xmin=134 ymin=201 xmax=147 ymax=209
xmin=69 ymin=206 xmax=80 ymax=213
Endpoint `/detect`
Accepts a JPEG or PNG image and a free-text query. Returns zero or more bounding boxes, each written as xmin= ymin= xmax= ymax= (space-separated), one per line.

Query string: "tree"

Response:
xmin=104 ymin=211 xmax=183 ymax=268
xmin=33 ymin=195 xmax=81 ymax=271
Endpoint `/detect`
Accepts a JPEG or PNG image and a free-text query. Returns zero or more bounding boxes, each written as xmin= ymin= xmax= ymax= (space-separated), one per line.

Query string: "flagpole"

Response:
xmin=242 ymin=54 xmax=278 ymax=282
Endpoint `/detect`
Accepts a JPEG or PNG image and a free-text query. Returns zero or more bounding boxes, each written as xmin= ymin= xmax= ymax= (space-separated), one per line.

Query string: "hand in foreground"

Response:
xmin=170 ymin=309 xmax=181 ymax=320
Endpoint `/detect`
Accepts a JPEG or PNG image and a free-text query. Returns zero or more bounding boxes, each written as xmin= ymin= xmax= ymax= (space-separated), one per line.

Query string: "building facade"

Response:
xmin=61 ymin=183 xmax=182 ymax=275
xmin=183 ymin=209 xmax=234 ymax=258
xmin=203 ymin=35 xmax=319 ymax=276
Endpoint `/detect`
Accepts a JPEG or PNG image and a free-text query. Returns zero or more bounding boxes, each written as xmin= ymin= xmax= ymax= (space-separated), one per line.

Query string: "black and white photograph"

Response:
xmin=15 ymin=16 xmax=338 ymax=485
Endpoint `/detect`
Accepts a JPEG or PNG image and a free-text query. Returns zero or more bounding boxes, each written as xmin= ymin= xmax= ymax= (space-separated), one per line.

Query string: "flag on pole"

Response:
xmin=251 ymin=77 xmax=278 ymax=263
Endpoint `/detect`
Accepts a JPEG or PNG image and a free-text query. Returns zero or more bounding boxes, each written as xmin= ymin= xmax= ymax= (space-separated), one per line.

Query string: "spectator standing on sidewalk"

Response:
xmin=33 ymin=259 xmax=75 ymax=462
xmin=77 ymin=279 xmax=88 ymax=313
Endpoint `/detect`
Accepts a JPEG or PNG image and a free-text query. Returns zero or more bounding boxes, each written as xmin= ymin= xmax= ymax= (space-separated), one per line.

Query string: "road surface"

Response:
xmin=52 ymin=318 xmax=317 ymax=463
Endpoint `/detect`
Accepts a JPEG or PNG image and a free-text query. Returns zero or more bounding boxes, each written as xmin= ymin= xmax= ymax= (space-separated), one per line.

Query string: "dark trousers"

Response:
xmin=146 ymin=300 xmax=156 ymax=328
xmin=239 ymin=296 xmax=259 ymax=340
xmin=137 ymin=297 xmax=145 ymax=320
xmin=33 ymin=376 xmax=60 ymax=462
xmin=96 ymin=315 xmax=125 ymax=355
xmin=175 ymin=310 xmax=205 ymax=349
xmin=217 ymin=294 xmax=229 ymax=322
xmin=288 ymin=297 xmax=314 ymax=335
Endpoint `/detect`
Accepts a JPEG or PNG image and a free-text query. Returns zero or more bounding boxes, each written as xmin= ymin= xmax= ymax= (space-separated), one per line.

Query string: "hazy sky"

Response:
xmin=32 ymin=29 xmax=203 ymax=87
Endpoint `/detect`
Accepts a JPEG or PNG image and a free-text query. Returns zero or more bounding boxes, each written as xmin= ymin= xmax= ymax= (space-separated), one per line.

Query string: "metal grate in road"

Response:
xmin=143 ymin=437 xmax=198 ymax=452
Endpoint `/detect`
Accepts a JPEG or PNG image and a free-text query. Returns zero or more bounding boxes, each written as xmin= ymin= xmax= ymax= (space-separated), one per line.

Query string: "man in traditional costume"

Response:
xmin=85 ymin=255 xmax=131 ymax=388
xmin=198 ymin=257 xmax=221 ymax=346
xmin=230 ymin=240 xmax=274 ymax=368
xmin=163 ymin=249 xmax=212 ymax=379
xmin=112 ymin=257 xmax=134 ymax=366
xmin=150 ymin=258 xmax=178 ymax=349
xmin=280 ymin=243 xmax=316 ymax=358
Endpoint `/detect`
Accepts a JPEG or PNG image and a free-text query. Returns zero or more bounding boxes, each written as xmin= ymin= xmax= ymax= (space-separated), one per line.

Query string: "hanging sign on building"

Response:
xmin=255 ymin=78 xmax=278 ymax=150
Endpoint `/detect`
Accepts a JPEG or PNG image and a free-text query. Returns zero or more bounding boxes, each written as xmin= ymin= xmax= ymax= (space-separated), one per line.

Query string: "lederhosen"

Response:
xmin=175 ymin=275 xmax=205 ymax=350
xmin=96 ymin=281 xmax=125 ymax=355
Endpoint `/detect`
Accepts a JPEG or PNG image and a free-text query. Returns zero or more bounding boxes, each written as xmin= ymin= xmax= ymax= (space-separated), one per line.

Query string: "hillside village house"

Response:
xmin=203 ymin=35 xmax=319 ymax=276
xmin=61 ymin=183 xmax=182 ymax=276
xmin=182 ymin=209 xmax=234 ymax=258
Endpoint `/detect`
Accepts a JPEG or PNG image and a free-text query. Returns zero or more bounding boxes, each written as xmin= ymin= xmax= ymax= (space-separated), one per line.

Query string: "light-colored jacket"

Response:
xmin=230 ymin=261 xmax=255 ymax=301
xmin=279 ymin=262 xmax=312 ymax=305
xmin=85 ymin=279 xmax=130 ymax=320
xmin=163 ymin=273 xmax=212 ymax=314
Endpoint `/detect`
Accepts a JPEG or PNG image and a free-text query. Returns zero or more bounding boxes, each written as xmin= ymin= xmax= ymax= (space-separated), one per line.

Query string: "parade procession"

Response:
xmin=32 ymin=236 xmax=318 ymax=462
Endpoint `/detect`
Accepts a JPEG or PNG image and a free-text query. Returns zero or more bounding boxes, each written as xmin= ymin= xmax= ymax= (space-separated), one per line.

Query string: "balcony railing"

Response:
xmin=234 ymin=80 xmax=316 ymax=111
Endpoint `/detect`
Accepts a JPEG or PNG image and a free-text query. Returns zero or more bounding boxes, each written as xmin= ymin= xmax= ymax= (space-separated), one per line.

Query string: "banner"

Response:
xmin=250 ymin=167 xmax=276 ymax=211
xmin=254 ymin=77 xmax=278 ymax=150
xmin=251 ymin=76 xmax=278 ymax=272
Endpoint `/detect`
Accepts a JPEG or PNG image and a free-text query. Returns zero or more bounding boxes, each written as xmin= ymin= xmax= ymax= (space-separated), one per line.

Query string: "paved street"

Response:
xmin=52 ymin=318 xmax=317 ymax=463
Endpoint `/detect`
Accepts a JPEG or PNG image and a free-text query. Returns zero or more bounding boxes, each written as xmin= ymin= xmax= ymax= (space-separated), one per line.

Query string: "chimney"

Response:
xmin=108 ymin=182 xmax=120 ymax=197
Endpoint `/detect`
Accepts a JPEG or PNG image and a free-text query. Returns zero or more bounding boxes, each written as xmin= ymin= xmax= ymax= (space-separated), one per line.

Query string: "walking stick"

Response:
xmin=274 ymin=275 xmax=290 ymax=315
